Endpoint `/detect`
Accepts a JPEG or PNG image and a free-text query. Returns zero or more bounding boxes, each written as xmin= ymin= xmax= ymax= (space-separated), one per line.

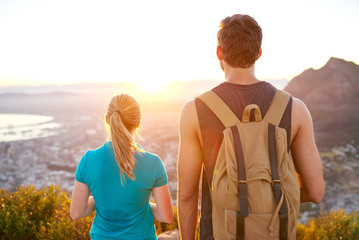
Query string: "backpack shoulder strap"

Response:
xmin=263 ymin=90 xmax=291 ymax=126
xmin=197 ymin=90 xmax=240 ymax=128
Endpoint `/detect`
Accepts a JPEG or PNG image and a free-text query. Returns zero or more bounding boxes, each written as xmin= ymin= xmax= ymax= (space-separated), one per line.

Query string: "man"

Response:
xmin=177 ymin=14 xmax=325 ymax=240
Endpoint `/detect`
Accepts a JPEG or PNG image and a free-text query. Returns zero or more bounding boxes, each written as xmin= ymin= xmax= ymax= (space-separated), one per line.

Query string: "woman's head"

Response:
xmin=105 ymin=94 xmax=142 ymax=183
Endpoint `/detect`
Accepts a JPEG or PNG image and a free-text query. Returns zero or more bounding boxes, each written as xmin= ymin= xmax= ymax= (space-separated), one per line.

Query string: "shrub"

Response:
xmin=297 ymin=209 xmax=359 ymax=240
xmin=0 ymin=185 xmax=177 ymax=239
xmin=2 ymin=185 xmax=358 ymax=240
xmin=0 ymin=184 xmax=94 ymax=240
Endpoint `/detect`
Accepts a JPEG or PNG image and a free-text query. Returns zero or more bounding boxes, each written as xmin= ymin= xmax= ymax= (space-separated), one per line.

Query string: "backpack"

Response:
xmin=198 ymin=90 xmax=300 ymax=240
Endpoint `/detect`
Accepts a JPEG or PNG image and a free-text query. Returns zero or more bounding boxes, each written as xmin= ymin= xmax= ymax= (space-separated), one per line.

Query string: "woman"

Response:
xmin=70 ymin=94 xmax=173 ymax=239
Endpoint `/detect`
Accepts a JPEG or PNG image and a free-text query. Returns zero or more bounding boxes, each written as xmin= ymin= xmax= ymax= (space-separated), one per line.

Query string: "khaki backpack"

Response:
xmin=198 ymin=90 xmax=300 ymax=240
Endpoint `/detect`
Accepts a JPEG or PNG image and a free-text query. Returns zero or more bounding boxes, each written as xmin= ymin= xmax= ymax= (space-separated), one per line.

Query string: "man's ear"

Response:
xmin=216 ymin=45 xmax=223 ymax=60
xmin=257 ymin=48 xmax=262 ymax=60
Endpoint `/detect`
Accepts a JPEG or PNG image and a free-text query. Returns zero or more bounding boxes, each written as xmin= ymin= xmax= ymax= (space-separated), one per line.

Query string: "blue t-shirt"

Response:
xmin=75 ymin=141 xmax=168 ymax=240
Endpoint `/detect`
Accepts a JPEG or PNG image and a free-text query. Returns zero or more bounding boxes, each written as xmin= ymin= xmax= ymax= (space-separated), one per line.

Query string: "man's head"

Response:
xmin=217 ymin=14 xmax=262 ymax=69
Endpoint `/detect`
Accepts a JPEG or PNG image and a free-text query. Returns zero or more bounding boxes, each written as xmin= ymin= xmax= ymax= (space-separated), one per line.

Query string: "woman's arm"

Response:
xmin=70 ymin=180 xmax=95 ymax=220
xmin=151 ymin=184 xmax=173 ymax=224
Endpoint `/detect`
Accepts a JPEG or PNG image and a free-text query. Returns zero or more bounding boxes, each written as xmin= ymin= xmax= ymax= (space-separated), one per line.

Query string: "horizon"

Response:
xmin=0 ymin=78 xmax=290 ymax=95
xmin=2 ymin=55 xmax=355 ymax=95
xmin=0 ymin=0 xmax=358 ymax=91
xmin=0 ymin=55 xmax=353 ymax=89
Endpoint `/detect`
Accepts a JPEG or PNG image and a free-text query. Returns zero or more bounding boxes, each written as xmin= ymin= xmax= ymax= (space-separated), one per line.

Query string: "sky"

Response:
xmin=0 ymin=0 xmax=358 ymax=91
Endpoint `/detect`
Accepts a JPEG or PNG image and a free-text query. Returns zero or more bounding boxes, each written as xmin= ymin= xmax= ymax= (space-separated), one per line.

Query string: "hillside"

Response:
xmin=284 ymin=57 xmax=359 ymax=147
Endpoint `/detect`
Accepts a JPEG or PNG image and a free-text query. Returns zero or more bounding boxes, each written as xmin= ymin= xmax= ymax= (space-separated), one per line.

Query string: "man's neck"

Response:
xmin=223 ymin=62 xmax=261 ymax=85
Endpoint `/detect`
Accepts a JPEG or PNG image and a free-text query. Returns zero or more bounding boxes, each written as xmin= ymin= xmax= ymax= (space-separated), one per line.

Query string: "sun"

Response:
xmin=136 ymin=79 xmax=168 ymax=94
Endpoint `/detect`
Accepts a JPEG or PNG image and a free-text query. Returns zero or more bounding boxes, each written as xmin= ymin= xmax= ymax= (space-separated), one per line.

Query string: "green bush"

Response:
xmin=2 ymin=185 xmax=358 ymax=240
xmin=0 ymin=184 xmax=94 ymax=240
xmin=297 ymin=209 xmax=359 ymax=240
xmin=0 ymin=185 xmax=178 ymax=239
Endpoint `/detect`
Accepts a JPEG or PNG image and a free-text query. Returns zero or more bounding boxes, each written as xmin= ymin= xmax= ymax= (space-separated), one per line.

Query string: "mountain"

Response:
xmin=284 ymin=57 xmax=359 ymax=147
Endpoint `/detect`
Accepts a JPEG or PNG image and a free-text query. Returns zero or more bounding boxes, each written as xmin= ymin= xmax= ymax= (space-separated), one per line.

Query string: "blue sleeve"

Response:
xmin=75 ymin=153 xmax=87 ymax=183
xmin=153 ymin=157 xmax=168 ymax=188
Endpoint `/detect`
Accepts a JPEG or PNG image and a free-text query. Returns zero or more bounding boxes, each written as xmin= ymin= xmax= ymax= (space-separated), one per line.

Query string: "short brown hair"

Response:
xmin=217 ymin=14 xmax=262 ymax=68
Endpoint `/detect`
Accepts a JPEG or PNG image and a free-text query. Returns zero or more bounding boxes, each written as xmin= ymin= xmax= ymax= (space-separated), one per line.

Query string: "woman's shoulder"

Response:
xmin=83 ymin=142 xmax=112 ymax=159
xmin=134 ymin=146 xmax=167 ymax=183
xmin=137 ymin=150 xmax=160 ymax=161
xmin=135 ymin=145 xmax=162 ymax=163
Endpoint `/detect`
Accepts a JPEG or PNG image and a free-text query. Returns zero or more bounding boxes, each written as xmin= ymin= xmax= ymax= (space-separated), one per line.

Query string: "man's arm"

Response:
xmin=177 ymin=100 xmax=203 ymax=240
xmin=290 ymin=97 xmax=325 ymax=203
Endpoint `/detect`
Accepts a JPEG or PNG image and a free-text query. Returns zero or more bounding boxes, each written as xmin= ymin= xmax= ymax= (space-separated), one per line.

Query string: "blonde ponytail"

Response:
xmin=105 ymin=94 xmax=142 ymax=184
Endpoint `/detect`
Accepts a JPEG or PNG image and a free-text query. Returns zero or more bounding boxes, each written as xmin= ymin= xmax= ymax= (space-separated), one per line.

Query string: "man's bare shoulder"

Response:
xmin=180 ymin=100 xmax=198 ymax=124
xmin=179 ymin=99 xmax=202 ymax=143
xmin=292 ymin=96 xmax=309 ymax=114
xmin=291 ymin=96 xmax=313 ymax=141
xmin=292 ymin=96 xmax=313 ymax=124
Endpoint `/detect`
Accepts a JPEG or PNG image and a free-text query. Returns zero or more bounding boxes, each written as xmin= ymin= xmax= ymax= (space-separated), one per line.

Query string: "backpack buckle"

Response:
xmin=238 ymin=180 xmax=247 ymax=192
xmin=272 ymin=179 xmax=281 ymax=188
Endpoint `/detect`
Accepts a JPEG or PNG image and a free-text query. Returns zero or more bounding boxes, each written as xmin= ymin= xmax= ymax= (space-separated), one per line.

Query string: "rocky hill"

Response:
xmin=284 ymin=57 xmax=359 ymax=147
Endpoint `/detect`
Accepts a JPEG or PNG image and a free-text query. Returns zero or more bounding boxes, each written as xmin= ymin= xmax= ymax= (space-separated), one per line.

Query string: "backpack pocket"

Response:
xmin=225 ymin=209 xmax=280 ymax=240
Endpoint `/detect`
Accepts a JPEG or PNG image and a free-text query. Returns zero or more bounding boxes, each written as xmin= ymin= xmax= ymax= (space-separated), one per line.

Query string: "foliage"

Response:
xmin=297 ymin=209 xmax=359 ymax=240
xmin=1 ymin=185 xmax=359 ymax=240
xmin=0 ymin=184 xmax=94 ymax=240
xmin=0 ymin=185 xmax=178 ymax=239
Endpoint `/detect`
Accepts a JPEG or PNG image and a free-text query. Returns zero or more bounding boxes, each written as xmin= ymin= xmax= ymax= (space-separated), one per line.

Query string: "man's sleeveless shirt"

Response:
xmin=195 ymin=81 xmax=292 ymax=240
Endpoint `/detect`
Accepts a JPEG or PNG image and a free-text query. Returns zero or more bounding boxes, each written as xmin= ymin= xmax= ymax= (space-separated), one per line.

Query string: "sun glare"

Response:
xmin=136 ymin=80 xmax=168 ymax=94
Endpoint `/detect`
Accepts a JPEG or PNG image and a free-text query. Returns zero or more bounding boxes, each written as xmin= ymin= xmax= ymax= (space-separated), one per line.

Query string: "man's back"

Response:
xmin=195 ymin=81 xmax=292 ymax=239
xmin=196 ymin=81 xmax=291 ymax=182
xmin=177 ymin=14 xmax=324 ymax=240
